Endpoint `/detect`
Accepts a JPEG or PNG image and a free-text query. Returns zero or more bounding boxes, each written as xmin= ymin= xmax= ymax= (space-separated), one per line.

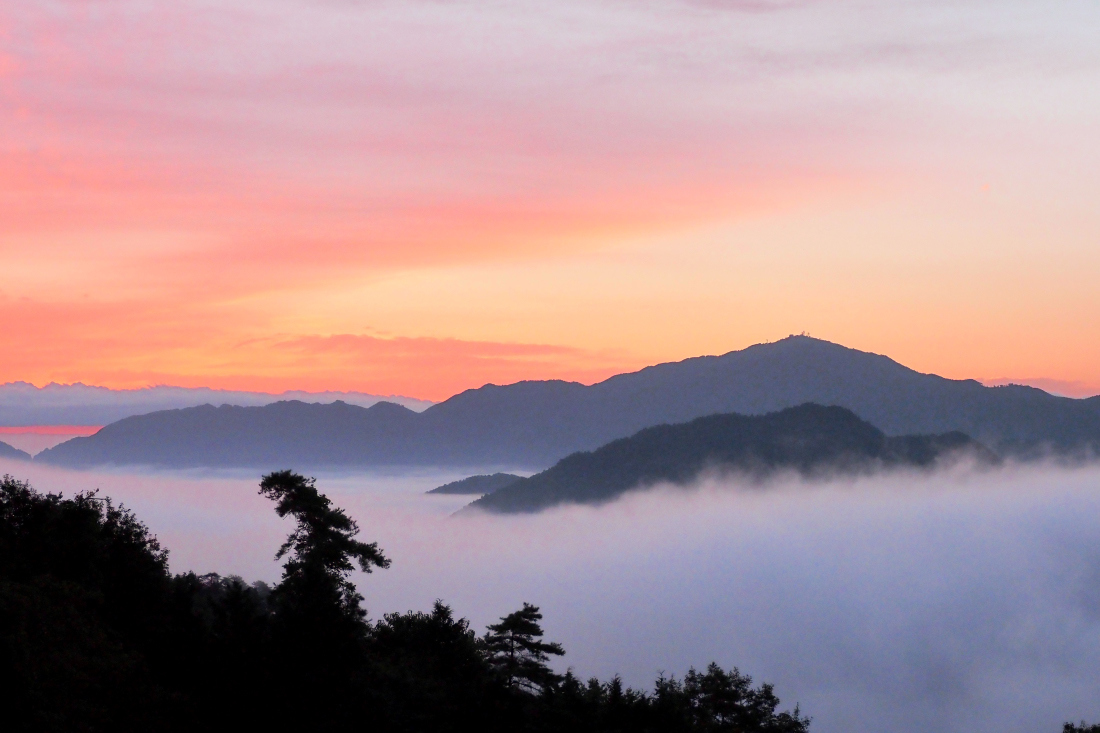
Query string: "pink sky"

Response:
xmin=1 ymin=1 xmax=1098 ymax=400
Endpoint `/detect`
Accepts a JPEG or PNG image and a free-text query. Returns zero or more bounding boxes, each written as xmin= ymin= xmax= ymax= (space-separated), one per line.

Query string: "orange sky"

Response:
xmin=2 ymin=1 xmax=1099 ymax=401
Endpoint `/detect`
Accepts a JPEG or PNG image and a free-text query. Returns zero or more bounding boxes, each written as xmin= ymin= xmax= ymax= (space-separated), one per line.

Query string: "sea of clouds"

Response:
xmin=3 ymin=457 xmax=1100 ymax=733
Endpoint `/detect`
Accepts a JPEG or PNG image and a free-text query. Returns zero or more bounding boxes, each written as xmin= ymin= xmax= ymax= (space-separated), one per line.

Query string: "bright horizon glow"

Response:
xmin=2 ymin=1 xmax=1099 ymax=399
xmin=0 ymin=425 xmax=100 ymax=435
xmin=2 ymin=352 xmax=1099 ymax=402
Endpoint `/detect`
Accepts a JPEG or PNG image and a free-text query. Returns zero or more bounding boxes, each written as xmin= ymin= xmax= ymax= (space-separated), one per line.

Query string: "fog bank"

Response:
xmin=3 ymin=458 xmax=1100 ymax=733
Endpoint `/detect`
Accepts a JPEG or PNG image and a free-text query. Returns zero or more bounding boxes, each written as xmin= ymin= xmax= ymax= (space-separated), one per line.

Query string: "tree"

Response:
xmin=257 ymin=470 xmax=391 ymax=728
xmin=366 ymin=601 xmax=501 ymax=732
xmin=0 ymin=475 xmax=173 ymax=732
xmin=651 ymin=663 xmax=811 ymax=733
xmin=258 ymin=470 xmax=389 ymax=630
xmin=481 ymin=602 xmax=565 ymax=694
xmin=1065 ymin=724 xmax=1100 ymax=733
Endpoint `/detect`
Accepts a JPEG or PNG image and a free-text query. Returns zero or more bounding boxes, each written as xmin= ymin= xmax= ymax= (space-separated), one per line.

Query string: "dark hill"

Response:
xmin=0 ymin=439 xmax=30 ymax=461
xmin=37 ymin=336 xmax=1100 ymax=469
xmin=36 ymin=400 xmax=422 ymax=469
xmin=427 ymin=473 xmax=523 ymax=495
xmin=465 ymin=404 xmax=995 ymax=514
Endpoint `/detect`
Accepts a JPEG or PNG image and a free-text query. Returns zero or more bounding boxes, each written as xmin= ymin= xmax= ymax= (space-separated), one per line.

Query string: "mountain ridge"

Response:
xmin=427 ymin=473 xmax=524 ymax=495
xmin=464 ymin=404 xmax=996 ymax=514
xmin=36 ymin=336 xmax=1100 ymax=470
xmin=0 ymin=440 xmax=31 ymax=461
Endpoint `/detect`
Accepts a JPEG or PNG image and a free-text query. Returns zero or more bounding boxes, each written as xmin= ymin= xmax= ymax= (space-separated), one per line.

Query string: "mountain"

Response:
xmin=0 ymin=440 xmax=32 ymax=461
xmin=427 ymin=473 xmax=523 ymax=495
xmin=37 ymin=336 xmax=1100 ymax=470
xmin=465 ymin=405 xmax=995 ymax=514
xmin=37 ymin=401 xmax=424 ymax=469
xmin=0 ymin=382 xmax=433 ymax=426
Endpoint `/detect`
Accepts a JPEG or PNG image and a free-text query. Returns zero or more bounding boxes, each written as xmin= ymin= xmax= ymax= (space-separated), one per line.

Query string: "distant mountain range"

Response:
xmin=464 ymin=404 xmax=994 ymax=514
xmin=37 ymin=336 xmax=1100 ymax=470
xmin=0 ymin=440 xmax=31 ymax=461
xmin=0 ymin=383 xmax=433 ymax=426
xmin=427 ymin=473 xmax=524 ymax=495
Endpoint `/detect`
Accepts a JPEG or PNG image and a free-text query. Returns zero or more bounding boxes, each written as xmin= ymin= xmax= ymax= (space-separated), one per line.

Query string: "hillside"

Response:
xmin=427 ymin=473 xmax=523 ymax=495
xmin=37 ymin=400 xmax=424 ymax=469
xmin=465 ymin=404 xmax=995 ymax=514
xmin=38 ymin=336 xmax=1100 ymax=469
xmin=0 ymin=439 xmax=31 ymax=461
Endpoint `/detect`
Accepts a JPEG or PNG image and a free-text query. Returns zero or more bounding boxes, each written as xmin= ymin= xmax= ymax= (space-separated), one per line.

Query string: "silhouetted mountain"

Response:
xmin=37 ymin=336 xmax=1100 ymax=470
xmin=0 ymin=439 xmax=31 ymax=461
xmin=38 ymin=400 xmax=425 ymax=469
xmin=466 ymin=405 xmax=994 ymax=514
xmin=427 ymin=473 xmax=523 ymax=495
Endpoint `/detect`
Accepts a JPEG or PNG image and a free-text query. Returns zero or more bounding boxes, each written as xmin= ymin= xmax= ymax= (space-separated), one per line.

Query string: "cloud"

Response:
xmin=237 ymin=333 xmax=634 ymax=398
xmin=0 ymin=312 xmax=637 ymax=398
xmin=4 ymin=457 xmax=1100 ymax=732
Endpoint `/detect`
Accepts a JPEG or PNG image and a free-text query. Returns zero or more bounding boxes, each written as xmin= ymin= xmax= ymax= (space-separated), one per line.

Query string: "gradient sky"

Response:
xmin=2 ymin=0 xmax=1098 ymax=400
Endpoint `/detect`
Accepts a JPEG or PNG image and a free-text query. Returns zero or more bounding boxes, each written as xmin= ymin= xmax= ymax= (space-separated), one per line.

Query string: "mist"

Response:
xmin=3 ymin=457 xmax=1100 ymax=732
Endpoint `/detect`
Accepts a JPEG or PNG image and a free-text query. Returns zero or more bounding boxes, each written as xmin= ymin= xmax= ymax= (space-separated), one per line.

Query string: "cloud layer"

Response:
xmin=4 ymin=456 xmax=1100 ymax=732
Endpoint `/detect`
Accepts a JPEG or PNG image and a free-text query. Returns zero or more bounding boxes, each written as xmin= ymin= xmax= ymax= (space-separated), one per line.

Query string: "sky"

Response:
xmin=5 ymin=456 xmax=1100 ymax=732
xmin=2 ymin=0 xmax=1099 ymax=400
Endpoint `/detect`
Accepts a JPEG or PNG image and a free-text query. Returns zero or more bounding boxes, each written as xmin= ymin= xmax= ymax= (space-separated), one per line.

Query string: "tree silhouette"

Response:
xmin=481 ymin=602 xmax=564 ymax=694
xmin=259 ymin=470 xmax=389 ymax=628
xmin=258 ymin=470 xmax=391 ymax=725
xmin=0 ymin=475 xmax=172 ymax=730
xmin=366 ymin=601 xmax=500 ymax=731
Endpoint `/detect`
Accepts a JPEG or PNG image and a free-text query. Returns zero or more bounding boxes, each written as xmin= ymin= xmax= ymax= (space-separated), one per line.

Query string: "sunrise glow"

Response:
xmin=2 ymin=1 xmax=1098 ymax=399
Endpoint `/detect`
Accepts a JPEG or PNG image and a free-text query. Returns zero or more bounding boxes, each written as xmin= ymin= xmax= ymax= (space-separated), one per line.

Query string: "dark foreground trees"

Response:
xmin=0 ymin=471 xmax=818 ymax=732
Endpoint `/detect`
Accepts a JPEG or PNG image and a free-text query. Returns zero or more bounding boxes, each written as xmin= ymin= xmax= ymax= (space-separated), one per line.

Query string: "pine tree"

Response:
xmin=258 ymin=470 xmax=390 ymax=628
xmin=258 ymin=468 xmax=391 ymax=716
xmin=481 ymin=602 xmax=565 ymax=694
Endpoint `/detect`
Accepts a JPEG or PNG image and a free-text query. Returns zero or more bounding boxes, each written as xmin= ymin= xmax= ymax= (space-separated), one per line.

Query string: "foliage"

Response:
xmin=0 ymin=474 xmax=172 ymax=731
xmin=365 ymin=600 xmax=502 ymax=732
xmin=258 ymin=469 xmax=389 ymax=626
xmin=541 ymin=665 xmax=811 ymax=733
xmin=659 ymin=663 xmax=810 ymax=732
xmin=482 ymin=602 xmax=565 ymax=693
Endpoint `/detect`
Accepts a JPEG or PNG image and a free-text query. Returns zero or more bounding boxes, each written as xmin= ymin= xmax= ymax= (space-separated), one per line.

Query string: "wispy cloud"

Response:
xmin=0 ymin=309 xmax=636 ymax=398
